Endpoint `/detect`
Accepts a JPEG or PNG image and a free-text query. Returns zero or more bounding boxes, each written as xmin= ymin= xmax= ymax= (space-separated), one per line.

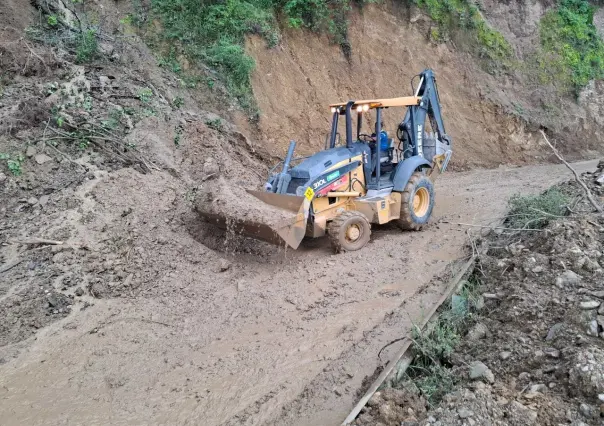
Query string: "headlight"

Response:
xmin=363 ymin=104 xmax=369 ymax=111
xmin=356 ymin=105 xmax=363 ymax=112
xmin=331 ymin=107 xmax=337 ymax=113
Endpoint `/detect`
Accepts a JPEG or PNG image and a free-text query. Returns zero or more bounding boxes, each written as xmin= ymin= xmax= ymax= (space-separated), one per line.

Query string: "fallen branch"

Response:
xmin=540 ymin=130 xmax=603 ymax=213
xmin=440 ymin=221 xmax=545 ymax=232
xmin=20 ymin=38 xmax=49 ymax=73
xmin=10 ymin=238 xmax=64 ymax=245
xmin=0 ymin=258 xmax=24 ymax=274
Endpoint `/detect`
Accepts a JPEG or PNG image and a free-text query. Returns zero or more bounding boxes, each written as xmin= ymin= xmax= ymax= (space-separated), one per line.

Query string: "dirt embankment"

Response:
xmin=247 ymin=1 xmax=604 ymax=168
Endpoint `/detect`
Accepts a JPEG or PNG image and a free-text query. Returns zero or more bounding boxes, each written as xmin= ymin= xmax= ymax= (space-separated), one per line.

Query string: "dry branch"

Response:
xmin=440 ymin=221 xmax=545 ymax=232
xmin=0 ymin=259 xmax=24 ymax=274
xmin=10 ymin=238 xmax=64 ymax=245
xmin=540 ymin=130 xmax=603 ymax=213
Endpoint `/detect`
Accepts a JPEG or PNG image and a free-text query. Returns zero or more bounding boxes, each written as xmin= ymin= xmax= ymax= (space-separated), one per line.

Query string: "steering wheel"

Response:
xmin=358 ymin=134 xmax=374 ymax=142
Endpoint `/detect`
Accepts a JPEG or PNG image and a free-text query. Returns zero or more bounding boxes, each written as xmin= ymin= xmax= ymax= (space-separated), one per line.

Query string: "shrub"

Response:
xmin=75 ymin=29 xmax=98 ymax=63
xmin=506 ymin=188 xmax=569 ymax=230
xmin=151 ymin=0 xmax=278 ymax=109
xmin=539 ymin=0 xmax=604 ymax=93
xmin=399 ymin=276 xmax=481 ymax=405
xmin=203 ymin=40 xmax=256 ymax=97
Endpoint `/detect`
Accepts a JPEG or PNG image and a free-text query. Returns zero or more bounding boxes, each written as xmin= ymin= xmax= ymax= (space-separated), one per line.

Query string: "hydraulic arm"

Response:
xmin=397 ymin=69 xmax=452 ymax=163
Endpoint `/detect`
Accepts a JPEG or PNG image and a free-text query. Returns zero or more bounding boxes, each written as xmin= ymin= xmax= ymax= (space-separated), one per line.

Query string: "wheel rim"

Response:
xmin=413 ymin=187 xmax=430 ymax=217
xmin=346 ymin=224 xmax=362 ymax=242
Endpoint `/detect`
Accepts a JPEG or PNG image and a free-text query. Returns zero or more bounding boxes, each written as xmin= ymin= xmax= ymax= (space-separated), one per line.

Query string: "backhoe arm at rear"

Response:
xmin=398 ymin=69 xmax=452 ymax=170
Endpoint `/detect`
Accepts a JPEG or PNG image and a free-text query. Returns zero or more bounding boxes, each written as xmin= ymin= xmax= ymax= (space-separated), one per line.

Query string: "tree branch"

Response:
xmin=540 ymin=130 xmax=603 ymax=213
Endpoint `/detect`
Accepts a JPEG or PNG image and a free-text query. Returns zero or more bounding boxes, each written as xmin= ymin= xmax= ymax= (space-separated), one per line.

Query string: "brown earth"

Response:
xmin=355 ymin=164 xmax=604 ymax=426
xmin=1 ymin=0 xmax=604 ymax=425
xmin=0 ymin=154 xmax=598 ymax=425
xmin=247 ymin=1 xmax=604 ymax=169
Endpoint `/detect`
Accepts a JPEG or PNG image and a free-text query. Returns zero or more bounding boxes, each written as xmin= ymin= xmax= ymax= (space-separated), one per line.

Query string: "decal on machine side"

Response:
xmin=326 ymin=170 xmax=340 ymax=181
xmin=316 ymin=175 xmax=349 ymax=197
xmin=307 ymin=161 xmax=361 ymax=196
xmin=304 ymin=187 xmax=315 ymax=201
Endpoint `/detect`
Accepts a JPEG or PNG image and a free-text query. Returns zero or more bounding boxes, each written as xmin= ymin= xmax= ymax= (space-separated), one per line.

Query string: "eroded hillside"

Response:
xmin=1 ymin=0 xmax=604 ymax=425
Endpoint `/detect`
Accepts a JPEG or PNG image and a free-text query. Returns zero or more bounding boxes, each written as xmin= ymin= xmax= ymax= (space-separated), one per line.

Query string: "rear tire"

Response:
xmin=328 ymin=211 xmax=371 ymax=253
xmin=397 ymin=171 xmax=435 ymax=231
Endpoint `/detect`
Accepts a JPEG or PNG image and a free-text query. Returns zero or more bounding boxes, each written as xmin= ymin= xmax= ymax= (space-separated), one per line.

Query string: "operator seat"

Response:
xmin=369 ymin=139 xmax=395 ymax=176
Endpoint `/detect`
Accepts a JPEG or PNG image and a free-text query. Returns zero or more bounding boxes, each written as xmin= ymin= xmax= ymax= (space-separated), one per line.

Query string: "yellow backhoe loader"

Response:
xmin=197 ymin=69 xmax=452 ymax=252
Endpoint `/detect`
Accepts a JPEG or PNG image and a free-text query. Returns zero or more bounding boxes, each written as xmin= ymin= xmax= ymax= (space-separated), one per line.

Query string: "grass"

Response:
xmin=505 ymin=188 xmax=569 ymax=230
xmin=393 ymin=276 xmax=482 ymax=405
xmin=538 ymin=0 xmax=604 ymax=94
xmin=75 ymin=29 xmax=98 ymax=63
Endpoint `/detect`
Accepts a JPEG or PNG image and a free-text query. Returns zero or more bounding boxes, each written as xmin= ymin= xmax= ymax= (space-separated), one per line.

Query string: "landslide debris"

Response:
xmin=355 ymin=160 xmax=604 ymax=426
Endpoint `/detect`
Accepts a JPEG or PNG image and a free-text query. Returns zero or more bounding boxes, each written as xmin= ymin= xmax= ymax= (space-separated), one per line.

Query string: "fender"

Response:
xmin=392 ymin=155 xmax=431 ymax=191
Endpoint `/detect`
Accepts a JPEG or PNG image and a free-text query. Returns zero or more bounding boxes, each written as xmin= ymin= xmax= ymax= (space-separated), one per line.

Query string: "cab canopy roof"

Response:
xmin=329 ymin=96 xmax=421 ymax=110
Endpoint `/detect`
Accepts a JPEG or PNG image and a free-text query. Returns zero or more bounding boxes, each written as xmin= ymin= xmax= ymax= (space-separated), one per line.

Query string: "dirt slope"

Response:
xmin=247 ymin=1 xmax=604 ymax=168
xmin=1 ymin=0 xmax=603 ymax=425
xmin=356 ymin=164 xmax=604 ymax=426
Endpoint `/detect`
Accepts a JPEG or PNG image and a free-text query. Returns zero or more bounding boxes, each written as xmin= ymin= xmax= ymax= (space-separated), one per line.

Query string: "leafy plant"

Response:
xmin=0 ymin=153 xmax=25 ymax=176
xmin=505 ymin=188 xmax=569 ymax=230
xmin=75 ymin=29 xmax=98 ymax=63
xmin=47 ymin=15 xmax=58 ymax=27
xmin=138 ymin=88 xmax=154 ymax=103
xmin=205 ymin=118 xmax=223 ymax=131
xmin=172 ymin=96 xmax=184 ymax=108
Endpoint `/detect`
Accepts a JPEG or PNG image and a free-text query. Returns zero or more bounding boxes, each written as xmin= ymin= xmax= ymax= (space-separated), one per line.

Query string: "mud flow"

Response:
xmin=0 ymin=152 xmax=597 ymax=425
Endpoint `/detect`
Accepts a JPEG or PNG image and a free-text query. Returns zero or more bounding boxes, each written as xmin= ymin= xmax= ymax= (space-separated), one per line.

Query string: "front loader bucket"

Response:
xmin=195 ymin=180 xmax=309 ymax=250
xmin=245 ymin=190 xmax=309 ymax=249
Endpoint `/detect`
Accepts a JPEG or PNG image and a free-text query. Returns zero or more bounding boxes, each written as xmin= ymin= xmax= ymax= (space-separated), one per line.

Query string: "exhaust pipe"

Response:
xmin=272 ymin=140 xmax=296 ymax=194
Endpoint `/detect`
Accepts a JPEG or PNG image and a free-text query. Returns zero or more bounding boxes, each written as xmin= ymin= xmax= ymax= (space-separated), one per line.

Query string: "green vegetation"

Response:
xmin=148 ymin=0 xmax=374 ymax=110
xmin=174 ymin=126 xmax=184 ymax=145
xmin=413 ymin=0 xmax=513 ymax=69
xmin=397 ymin=276 xmax=481 ymax=405
xmin=539 ymin=0 xmax=604 ymax=93
xmin=47 ymin=15 xmax=58 ymax=27
xmin=158 ymin=49 xmax=183 ymax=73
xmin=205 ymin=118 xmax=224 ymax=131
xmin=0 ymin=153 xmax=25 ymax=176
xmin=149 ymin=0 xmax=278 ymax=109
xmin=138 ymin=88 xmax=154 ymax=103
xmin=172 ymin=96 xmax=184 ymax=108
xmin=506 ymin=188 xmax=569 ymax=230
xmin=75 ymin=29 xmax=98 ymax=63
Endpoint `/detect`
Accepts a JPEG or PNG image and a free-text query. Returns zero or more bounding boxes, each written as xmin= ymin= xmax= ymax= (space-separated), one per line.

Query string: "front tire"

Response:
xmin=328 ymin=211 xmax=371 ymax=253
xmin=397 ymin=171 xmax=435 ymax=230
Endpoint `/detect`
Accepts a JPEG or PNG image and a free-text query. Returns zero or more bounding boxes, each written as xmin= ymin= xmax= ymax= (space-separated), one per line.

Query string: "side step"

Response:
xmin=353 ymin=192 xmax=401 ymax=224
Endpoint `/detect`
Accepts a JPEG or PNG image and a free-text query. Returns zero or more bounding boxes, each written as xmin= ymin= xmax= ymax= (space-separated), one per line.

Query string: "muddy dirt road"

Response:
xmin=0 ymin=159 xmax=598 ymax=426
